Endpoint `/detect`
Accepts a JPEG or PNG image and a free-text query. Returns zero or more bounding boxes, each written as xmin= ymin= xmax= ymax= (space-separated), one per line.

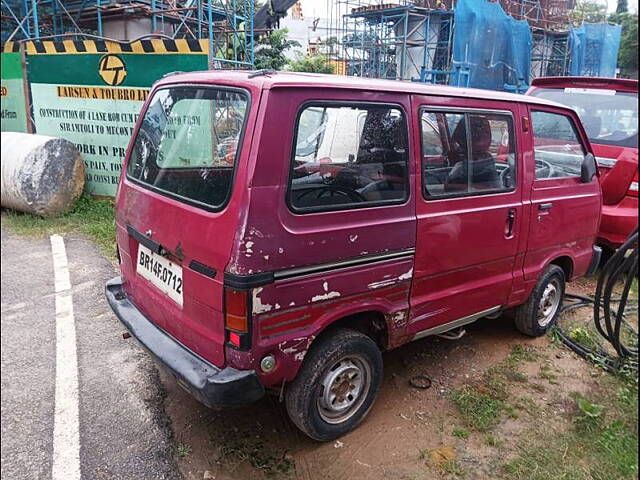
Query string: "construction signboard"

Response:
xmin=22 ymin=39 xmax=208 ymax=196
xmin=1 ymin=52 xmax=29 ymax=133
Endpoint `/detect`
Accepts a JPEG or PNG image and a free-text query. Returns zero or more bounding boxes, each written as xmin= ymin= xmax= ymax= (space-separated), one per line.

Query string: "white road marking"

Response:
xmin=50 ymin=234 xmax=81 ymax=480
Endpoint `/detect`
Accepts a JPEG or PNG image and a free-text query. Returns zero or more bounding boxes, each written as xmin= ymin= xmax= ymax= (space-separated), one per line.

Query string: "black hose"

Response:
xmin=554 ymin=228 xmax=639 ymax=374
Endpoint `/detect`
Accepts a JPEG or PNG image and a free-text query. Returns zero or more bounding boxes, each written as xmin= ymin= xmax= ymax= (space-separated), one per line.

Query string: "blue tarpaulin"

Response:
xmin=451 ymin=0 xmax=532 ymax=92
xmin=569 ymin=23 xmax=622 ymax=78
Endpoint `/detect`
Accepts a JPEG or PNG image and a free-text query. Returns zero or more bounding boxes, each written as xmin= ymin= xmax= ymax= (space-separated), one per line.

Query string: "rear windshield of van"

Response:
xmin=127 ymin=86 xmax=249 ymax=210
xmin=529 ymin=87 xmax=638 ymax=149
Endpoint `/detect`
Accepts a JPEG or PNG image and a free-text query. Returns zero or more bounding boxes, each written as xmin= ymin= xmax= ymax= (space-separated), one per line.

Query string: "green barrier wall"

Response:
xmin=1 ymin=52 xmax=29 ymax=133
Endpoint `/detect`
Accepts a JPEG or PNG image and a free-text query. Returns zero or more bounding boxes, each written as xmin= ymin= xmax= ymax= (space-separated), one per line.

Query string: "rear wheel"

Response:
xmin=284 ymin=328 xmax=382 ymax=441
xmin=514 ymin=264 xmax=565 ymax=337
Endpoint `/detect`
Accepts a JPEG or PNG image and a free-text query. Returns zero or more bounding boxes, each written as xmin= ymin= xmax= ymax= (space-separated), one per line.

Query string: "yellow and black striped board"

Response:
xmin=3 ymin=38 xmax=210 ymax=55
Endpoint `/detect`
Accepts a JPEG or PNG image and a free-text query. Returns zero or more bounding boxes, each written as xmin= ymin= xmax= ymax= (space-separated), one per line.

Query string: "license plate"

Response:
xmin=136 ymin=244 xmax=183 ymax=307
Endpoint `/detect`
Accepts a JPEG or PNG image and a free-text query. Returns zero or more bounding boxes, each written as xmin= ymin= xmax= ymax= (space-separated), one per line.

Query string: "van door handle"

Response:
xmin=538 ymin=202 xmax=553 ymax=211
xmin=505 ymin=209 xmax=516 ymax=238
xmin=127 ymin=225 xmax=166 ymax=256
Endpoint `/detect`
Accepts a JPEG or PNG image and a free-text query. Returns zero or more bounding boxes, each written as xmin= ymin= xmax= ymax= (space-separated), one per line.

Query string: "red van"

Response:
xmin=106 ymin=72 xmax=602 ymax=440
xmin=527 ymin=77 xmax=638 ymax=252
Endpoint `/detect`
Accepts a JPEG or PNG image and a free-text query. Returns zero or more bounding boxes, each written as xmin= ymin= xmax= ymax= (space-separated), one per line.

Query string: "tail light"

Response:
xmin=224 ymin=288 xmax=251 ymax=349
xmin=628 ymin=180 xmax=638 ymax=197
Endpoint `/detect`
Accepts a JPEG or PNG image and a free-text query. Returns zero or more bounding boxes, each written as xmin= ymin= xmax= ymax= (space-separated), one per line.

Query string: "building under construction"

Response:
xmin=326 ymin=0 xmax=618 ymax=91
xmin=1 ymin=0 xmax=255 ymax=68
xmin=1 ymin=0 xmax=622 ymax=89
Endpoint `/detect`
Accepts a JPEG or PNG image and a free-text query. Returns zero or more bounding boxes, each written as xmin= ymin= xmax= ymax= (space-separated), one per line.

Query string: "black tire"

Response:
xmin=514 ymin=264 xmax=566 ymax=337
xmin=284 ymin=328 xmax=383 ymax=441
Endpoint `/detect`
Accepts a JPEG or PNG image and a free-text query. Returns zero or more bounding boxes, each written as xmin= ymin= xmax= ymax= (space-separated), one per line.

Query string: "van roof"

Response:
xmin=158 ymin=70 xmax=569 ymax=109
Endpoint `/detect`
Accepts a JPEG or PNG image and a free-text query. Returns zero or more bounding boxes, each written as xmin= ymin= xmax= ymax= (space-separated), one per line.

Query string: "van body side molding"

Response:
xmin=189 ymin=260 xmax=217 ymax=279
xmin=224 ymin=248 xmax=416 ymax=290
xmin=224 ymin=271 xmax=275 ymax=290
xmin=274 ymin=248 xmax=416 ymax=281
xmin=412 ymin=306 xmax=501 ymax=341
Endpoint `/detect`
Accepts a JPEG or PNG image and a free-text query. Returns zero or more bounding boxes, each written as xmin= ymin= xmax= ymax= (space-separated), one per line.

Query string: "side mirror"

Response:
xmin=581 ymin=153 xmax=597 ymax=183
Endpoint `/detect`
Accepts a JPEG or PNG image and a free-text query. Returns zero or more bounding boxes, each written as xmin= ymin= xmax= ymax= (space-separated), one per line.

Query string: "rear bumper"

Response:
xmin=598 ymin=196 xmax=638 ymax=249
xmin=105 ymin=276 xmax=265 ymax=409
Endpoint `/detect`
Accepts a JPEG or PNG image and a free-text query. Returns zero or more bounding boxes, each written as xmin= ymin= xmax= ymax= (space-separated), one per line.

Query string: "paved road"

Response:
xmin=1 ymin=227 xmax=180 ymax=480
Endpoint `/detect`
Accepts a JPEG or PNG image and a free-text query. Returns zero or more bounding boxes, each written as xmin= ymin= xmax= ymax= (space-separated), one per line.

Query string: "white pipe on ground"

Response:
xmin=1 ymin=132 xmax=85 ymax=216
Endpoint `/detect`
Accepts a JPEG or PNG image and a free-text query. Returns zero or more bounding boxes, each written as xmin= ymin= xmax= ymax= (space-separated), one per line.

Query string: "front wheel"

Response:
xmin=513 ymin=264 xmax=566 ymax=337
xmin=284 ymin=328 xmax=383 ymax=441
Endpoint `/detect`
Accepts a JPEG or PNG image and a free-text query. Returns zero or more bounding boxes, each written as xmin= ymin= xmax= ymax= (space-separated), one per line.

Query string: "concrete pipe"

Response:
xmin=1 ymin=132 xmax=85 ymax=216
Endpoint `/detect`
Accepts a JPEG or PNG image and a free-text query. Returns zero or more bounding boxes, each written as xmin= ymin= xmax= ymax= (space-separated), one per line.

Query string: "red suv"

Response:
xmin=527 ymin=77 xmax=638 ymax=252
xmin=107 ymin=72 xmax=602 ymax=440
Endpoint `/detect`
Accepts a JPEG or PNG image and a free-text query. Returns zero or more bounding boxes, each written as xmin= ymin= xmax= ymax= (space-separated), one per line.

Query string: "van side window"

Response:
xmin=288 ymin=104 xmax=408 ymax=212
xmin=531 ymin=111 xmax=585 ymax=180
xmin=421 ymin=111 xmax=516 ymax=198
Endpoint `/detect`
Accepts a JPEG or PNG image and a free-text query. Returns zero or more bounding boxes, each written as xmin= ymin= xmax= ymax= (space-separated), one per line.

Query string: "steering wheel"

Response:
xmin=499 ymin=165 xmax=513 ymax=188
xmin=296 ymin=184 xmax=366 ymax=204
xmin=535 ymin=159 xmax=553 ymax=179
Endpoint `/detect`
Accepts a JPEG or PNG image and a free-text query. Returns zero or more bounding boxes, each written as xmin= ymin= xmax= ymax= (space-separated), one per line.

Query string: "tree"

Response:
xmin=254 ymin=29 xmax=301 ymax=71
xmin=288 ymin=53 xmax=334 ymax=74
xmin=616 ymin=0 xmax=628 ymax=13
xmin=609 ymin=12 xmax=638 ymax=77
xmin=569 ymin=0 xmax=608 ymax=25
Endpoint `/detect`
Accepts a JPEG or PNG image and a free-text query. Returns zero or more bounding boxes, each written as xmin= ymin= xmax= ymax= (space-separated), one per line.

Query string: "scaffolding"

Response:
xmin=334 ymin=1 xmax=455 ymax=82
xmin=328 ymin=0 xmax=579 ymax=87
xmin=531 ymin=28 xmax=570 ymax=77
xmin=499 ymin=0 xmax=575 ymax=30
xmin=1 ymin=0 xmax=254 ymax=68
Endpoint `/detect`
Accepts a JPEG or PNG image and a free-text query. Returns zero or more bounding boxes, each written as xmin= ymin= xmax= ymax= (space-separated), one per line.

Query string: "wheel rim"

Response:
xmin=317 ymin=355 xmax=371 ymax=424
xmin=537 ymin=279 xmax=562 ymax=327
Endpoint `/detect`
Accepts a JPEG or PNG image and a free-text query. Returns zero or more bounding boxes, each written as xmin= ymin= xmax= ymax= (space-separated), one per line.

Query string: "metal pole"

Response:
xmin=208 ymin=0 xmax=213 ymax=69
xmin=197 ymin=0 xmax=202 ymax=38
xmin=423 ymin=14 xmax=430 ymax=82
xmin=151 ymin=0 xmax=157 ymax=33
xmin=31 ymin=0 xmax=39 ymax=38
xmin=22 ymin=0 xmax=31 ymax=37
xmin=249 ymin=0 xmax=254 ymax=66
xmin=51 ymin=0 xmax=58 ymax=36
xmin=401 ymin=11 xmax=408 ymax=80
xmin=19 ymin=43 xmax=34 ymax=133
xmin=96 ymin=0 xmax=102 ymax=36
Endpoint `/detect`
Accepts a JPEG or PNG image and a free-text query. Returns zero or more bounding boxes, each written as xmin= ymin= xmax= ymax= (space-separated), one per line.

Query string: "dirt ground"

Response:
xmin=166 ymin=278 xmax=616 ymax=480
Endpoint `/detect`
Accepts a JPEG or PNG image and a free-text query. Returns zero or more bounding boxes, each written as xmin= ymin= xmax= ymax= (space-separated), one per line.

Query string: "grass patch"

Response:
xmin=452 ymin=428 xmax=469 ymax=440
xmin=450 ymin=385 xmax=504 ymax=431
xmin=508 ymin=344 xmax=540 ymax=363
xmin=504 ymin=376 xmax=638 ymax=480
xmin=482 ymin=345 xmax=538 ymax=400
xmin=512 ymin=396 xmax=542 ymax=417
xmin=568 ymin=326 xmax=600 ymax=350
xmin=219 ymin=437 xmax=295 ymax=477
xmin=450 ymin=346 xmax=540 ymax=431
xmin=2 ymin=195 xmax=116 ymax=258
xmin=484 ymin=434 xmax=501 ymax=447
xmin=539 ymin=363 xmax=560 ymax=385
xmin=441 ymin=459 xmax=465 ymax=476
xmin=176 ymin=443 xmax=192 ymax=457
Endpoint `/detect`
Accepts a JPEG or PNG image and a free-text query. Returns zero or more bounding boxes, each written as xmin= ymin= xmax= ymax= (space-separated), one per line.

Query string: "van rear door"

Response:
xmin=115 ymin=85 xmax=252 ymax=368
